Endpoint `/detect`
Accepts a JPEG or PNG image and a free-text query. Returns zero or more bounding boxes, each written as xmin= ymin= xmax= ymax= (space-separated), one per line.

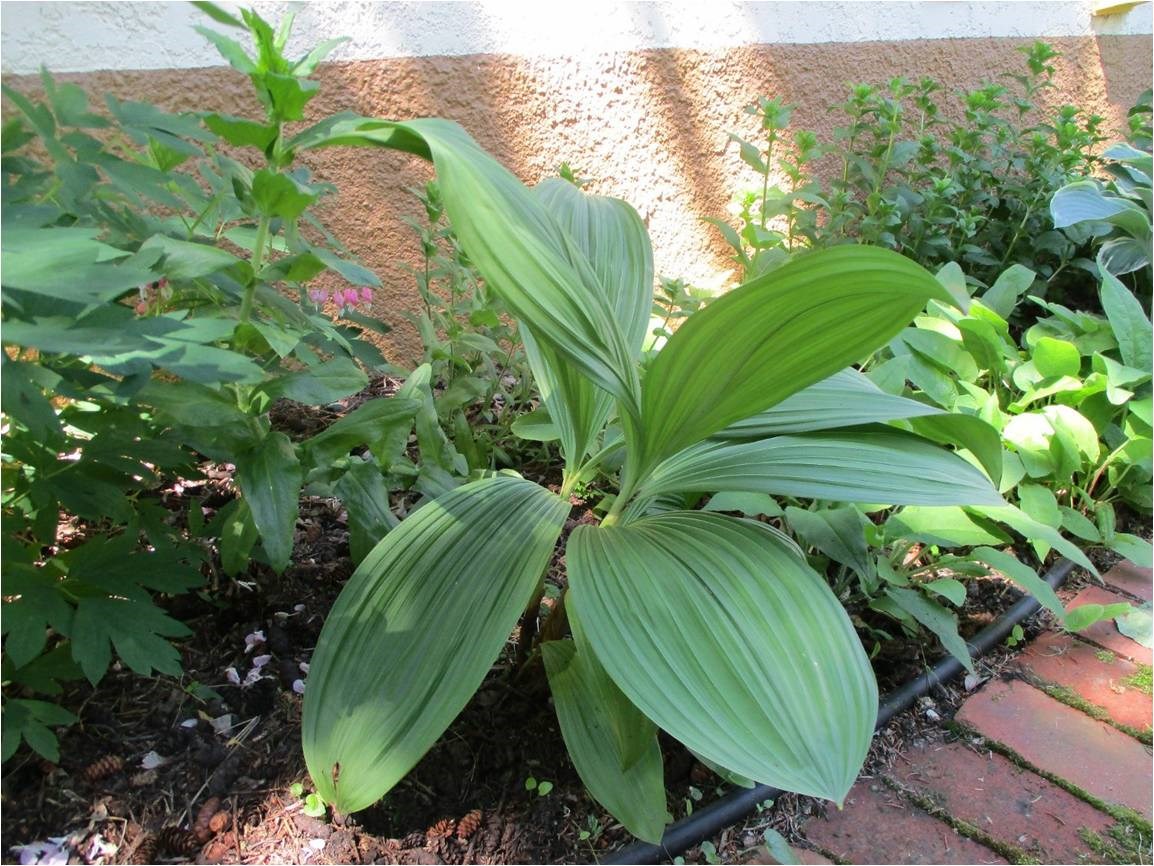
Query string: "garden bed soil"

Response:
xmin=0 ymin=385 xmax=1139 ymax=866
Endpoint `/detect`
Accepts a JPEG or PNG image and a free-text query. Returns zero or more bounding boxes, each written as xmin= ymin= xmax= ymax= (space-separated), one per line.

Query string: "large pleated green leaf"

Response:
xmin=637 ymin=246 xmax=952 ymax=472
xmin=717 ymin=368 xmax=941 ymax=438
xmin=524 ymin=179 xmax=654 ymax=468
xmin=542 ymin=638 xmax=668 ymax=843
xmin=296 ymin=117 xmax=641 ymax=419
xmin=301 ymin=475 xmax=569 ymax=812
xmin=637 ymin=429 xmax=1003 ymax=506
xmin=567 ymin=512 xmax=878 ymax=803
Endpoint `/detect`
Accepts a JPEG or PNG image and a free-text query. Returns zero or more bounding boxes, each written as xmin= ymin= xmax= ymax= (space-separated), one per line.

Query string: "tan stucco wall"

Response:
xmin=4 ymin=34 xmax=1151 ymax=363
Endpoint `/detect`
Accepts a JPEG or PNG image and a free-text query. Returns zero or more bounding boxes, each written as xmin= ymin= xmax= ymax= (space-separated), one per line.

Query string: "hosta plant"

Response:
xmin=296 ymin=117 xmax=1007 ymax=841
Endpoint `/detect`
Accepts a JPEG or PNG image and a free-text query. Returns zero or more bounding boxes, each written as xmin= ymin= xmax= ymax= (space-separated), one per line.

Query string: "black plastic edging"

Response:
xmin=606 ymin=557 xmax=1078 ymax=865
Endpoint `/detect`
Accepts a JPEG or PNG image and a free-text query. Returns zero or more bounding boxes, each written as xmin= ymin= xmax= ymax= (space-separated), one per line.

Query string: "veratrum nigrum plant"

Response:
xmin=293 ymin=117 xmax=1009 ymax=841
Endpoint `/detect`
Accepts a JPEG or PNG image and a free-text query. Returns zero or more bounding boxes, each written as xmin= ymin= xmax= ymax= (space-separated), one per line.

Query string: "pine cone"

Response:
xmin=130 ymin=834 xmax=158 ymax=865
xmin=156 ymin=825 xmax=199 ymax=856
xmin=209 ymin=810 xmax=231 ymax=835
xmin=193 ymin=796 xmax=222 ymax=842
xmin=425 ymin=817 xmax=456 ymax=852
xmin=456 ymin=809 xmax=482 ymax=840
xmin=399 ymin=831 xmax=425 ymax=849
xmin=83 ymin=754 xmax=124 ymax=782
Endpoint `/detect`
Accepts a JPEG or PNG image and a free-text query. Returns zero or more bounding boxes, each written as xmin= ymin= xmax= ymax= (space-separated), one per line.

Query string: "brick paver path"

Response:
xmin=782 ymin=561 xmax=1154 ymax=865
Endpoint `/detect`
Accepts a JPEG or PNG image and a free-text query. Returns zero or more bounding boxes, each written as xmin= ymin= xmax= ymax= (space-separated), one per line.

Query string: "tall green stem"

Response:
xmin=239 ymin=215 xmax=271 ymax=324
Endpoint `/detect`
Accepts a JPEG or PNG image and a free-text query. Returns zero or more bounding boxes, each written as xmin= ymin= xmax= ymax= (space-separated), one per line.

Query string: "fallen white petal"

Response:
xmin=140 ymin=751 xmax=167 ymax=770
xmin=309 ymin=839 xmax=326 ymax=850
xmin=211 ymin=714 xmax=235 ymax=735
xmin=963 ymin=673 xmax=987 ymax=691
xmin=244 ymin=630 xmax=266 ymax=653
xmin=179 ymin=718 xmax=198 ymax=729
xmin=225 ymin=667 xmax=241 ymax=686
xmin=251 ymin=654 xmax=272 ymax=670
xmin=292 ymin=679 xmax=306 ymax=695
xmin=298 ymin=661 xmax=310 ymax=674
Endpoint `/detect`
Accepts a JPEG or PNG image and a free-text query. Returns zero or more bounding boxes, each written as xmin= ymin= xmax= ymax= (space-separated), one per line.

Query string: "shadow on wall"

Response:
xmin=1 ymin=27 xmax=1150 ymax=363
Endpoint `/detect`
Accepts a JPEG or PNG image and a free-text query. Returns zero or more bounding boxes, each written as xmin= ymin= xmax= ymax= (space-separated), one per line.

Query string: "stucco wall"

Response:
xmin=2 ymin=3 xmax=1151 ymax=362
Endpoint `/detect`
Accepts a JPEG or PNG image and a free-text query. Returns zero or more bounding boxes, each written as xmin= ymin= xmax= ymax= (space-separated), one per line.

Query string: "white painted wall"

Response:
xmin=1 ymin=1 xmax=1151 ymax=75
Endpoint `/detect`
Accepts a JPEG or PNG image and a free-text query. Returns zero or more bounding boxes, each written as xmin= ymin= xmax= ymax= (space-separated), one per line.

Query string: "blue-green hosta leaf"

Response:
xmin=302 ymin=476 xmax=569 ymax=813
xmin=295 ymin=117 xmax=641 ymax=418
xmin=568 ymin=512 xmax=878 ymax=804
xmin=535 ymin=177 xmax=652 ymax=356
xmin=542 ymin=638 xmax=668 ymax=843
xmin=1099 ymin=266 xmax=1153 ymax=373
xmin=524 ymin=178 xmax=653 ymax=469
xmin=716 ymin=368 xmax=941 ymax=438
xmin=1098 ymin=236 xmax=1151 ymax=276
xmin=1109 ymin=533 xmax=1154 ymax=568
xmin=1051 ymin=180 xmax=1151 ymax=240
xmin=1116 ymin=604 xmax=1153 ymax=649
xmin=905 ymin=413 xmax=1003 ymax=488
xmin=637 ymin=246 xmax=952 ymax=472
xmin=638 ymin=430 xmax=1002 ymax=507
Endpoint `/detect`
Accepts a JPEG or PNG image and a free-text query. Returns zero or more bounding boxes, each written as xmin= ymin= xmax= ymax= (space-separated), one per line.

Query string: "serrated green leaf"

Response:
xmin=71 ymin=597 xmax=189 ymax=685
xmin=195 ymin=26 xmax=257 ymax=73
xmin=236 ymin=432 xmax=302 ymax=573
xmin=203 ymin=113 xmax=278 ymax=150
xmin=333 ymin=460 xmax=398 ymax=565
xmin=251 ymin=169 xmax=316 ymax=220
xmin=300 ymin=397 xmax=419 ymax=470
xmin=884 ymin=586 xmax=973 ymax=672
xmin=568 ymin=512 xmax=877 ymax=804
xmin=303 ymin=476 xmax=569 ymax=813
xmin=969 ymin=546 xmax=1066 ymax=623
xmin=785 ymin=505 xmax=874 ymax=580
xmin=262 ymin=358 xmax=367 ymax=405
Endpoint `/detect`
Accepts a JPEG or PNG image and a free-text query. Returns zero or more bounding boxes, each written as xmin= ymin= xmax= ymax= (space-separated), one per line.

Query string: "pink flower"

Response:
xmin=359 ymin=287 xmax=374 ymax=304
xmin=308 ymin=288 xmax=327 ymax=305
xmin=341 ymin=288 xmax=360 ymax=308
